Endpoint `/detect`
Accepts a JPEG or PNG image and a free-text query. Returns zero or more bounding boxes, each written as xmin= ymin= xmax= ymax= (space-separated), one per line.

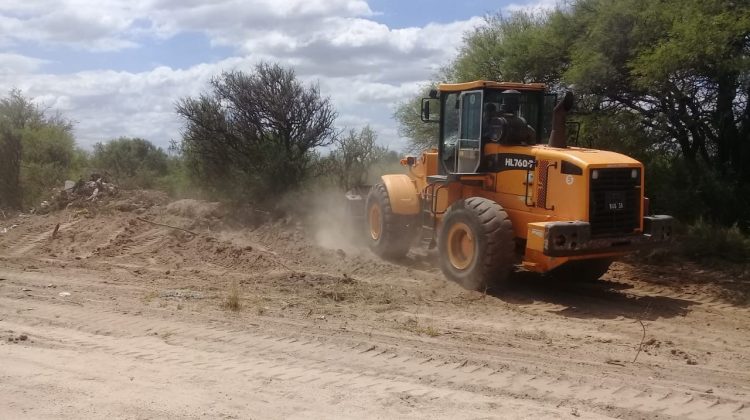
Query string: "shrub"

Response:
xmin=679 ymin=219 xmax=750 ymax=264
xmin=91 ymin=137 xmax=169 ymax=189
xmin=175 ymin=63 xmax=337 ymax=205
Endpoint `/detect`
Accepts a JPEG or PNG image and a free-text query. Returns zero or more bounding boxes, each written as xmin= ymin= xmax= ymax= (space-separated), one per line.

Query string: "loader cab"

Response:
xmin=424 ymin=81 xmax=554 ymax=175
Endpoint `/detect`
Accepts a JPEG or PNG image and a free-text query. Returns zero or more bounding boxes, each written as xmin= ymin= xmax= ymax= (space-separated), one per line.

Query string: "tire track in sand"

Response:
xmin=1 ymin=296 xmax=747 ymax=420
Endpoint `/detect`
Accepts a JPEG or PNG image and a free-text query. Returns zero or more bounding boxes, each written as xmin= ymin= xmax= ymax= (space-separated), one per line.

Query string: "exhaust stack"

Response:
xmin=548 ymin=91 xmax=575 ymax=148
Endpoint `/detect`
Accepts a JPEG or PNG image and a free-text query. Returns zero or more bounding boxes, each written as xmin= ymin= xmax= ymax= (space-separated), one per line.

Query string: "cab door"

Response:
xmin=455 ymin=90 xmax=483 ymax=173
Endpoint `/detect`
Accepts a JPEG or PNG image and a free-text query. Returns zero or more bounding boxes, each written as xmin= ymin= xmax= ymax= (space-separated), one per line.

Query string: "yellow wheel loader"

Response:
xmin=348 ymin=81 xmax=673 ymax=290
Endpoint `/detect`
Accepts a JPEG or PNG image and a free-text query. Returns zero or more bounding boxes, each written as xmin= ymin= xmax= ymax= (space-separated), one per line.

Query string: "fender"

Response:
xmin=381 ymin=174 xmax=420 ymax=215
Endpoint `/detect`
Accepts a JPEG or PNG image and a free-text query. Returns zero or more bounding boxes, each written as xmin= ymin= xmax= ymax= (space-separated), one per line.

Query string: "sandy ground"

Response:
xmin=1 ymin=194 xmax=749 ymax=419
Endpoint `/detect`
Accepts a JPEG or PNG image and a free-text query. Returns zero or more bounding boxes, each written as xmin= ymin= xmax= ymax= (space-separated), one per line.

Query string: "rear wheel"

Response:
xmin=365 ymin=183 xmax=416 ymax=259
xmin=550 ymin=258 xmax=613 ymax=282
xmin=438 ymin=198 xmax=515 ymax=290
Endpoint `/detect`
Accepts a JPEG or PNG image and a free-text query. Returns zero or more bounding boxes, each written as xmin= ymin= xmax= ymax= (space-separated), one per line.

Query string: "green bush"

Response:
xmin=175 ymin=63 xmax=337 ymax=205
xmin=19 ymin=123 xmax=78 ymax=208
xmin=679 ymin=219 xmax=750 ymax=263
xmin=153 ymin=156 xmax=194 ymax=198
xmin=91 ymin=137 xmax=168 ymax=189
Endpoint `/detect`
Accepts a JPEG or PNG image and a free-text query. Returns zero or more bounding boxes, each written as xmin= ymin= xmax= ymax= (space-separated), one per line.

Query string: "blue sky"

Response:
xmin=0 ymin=0 xmax=554 ymax=150
xmin=368 ymin=0 xmax=499 ymax=27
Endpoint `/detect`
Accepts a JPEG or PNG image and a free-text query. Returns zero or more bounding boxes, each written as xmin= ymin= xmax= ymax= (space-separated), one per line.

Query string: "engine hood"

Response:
xmin=530 ymin=145 xmax=641 ymax=168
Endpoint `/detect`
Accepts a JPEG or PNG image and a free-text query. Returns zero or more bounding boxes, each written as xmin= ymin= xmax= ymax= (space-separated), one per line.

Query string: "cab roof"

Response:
xmin=438 ymin=80 xmax=546 ymax=93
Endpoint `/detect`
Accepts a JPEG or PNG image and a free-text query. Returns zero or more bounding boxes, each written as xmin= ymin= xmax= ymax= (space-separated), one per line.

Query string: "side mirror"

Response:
xmin=421 ymin=98 xmax=440 ymax=123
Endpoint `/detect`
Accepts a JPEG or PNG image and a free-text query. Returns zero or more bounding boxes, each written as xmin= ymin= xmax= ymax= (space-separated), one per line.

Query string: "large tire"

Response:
xmin=365 ymin=183 xmax=416 ymax=259
xmin=438 ymin=197 xmax=515 ymax=290
xmin=550 ymin=258 xmax=613 ymax=282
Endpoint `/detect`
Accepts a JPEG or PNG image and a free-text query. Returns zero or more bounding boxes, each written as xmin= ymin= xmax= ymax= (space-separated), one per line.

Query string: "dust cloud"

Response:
xmin=309 ymin=188 xmax=369 ymax=255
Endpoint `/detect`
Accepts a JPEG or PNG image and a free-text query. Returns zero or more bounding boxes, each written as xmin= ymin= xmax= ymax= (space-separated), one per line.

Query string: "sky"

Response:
xmin=0 ymin=0 xmax=557 ymax=151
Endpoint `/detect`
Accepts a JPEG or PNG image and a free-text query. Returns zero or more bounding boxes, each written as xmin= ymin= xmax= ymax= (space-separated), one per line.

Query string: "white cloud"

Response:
xmin=0 ymin=53 xmax=48 ymax=74
xmin=504 ymin=0 xmax=562 ymax=14
xmin=0 ymin=0 xmax=375 ymax=51
xmin=0 ymin=54 xmax=432 ymax=150
xmin=0 ymin=1 xmax=139 ymax=51
xmin=0 ymin=1 xmax=485 ymax=151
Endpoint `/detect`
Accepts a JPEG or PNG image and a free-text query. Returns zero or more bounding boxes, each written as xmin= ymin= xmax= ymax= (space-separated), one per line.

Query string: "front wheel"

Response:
xmin=438 ymin=197 xmax=515 ymax=290
xmin=365 ymin=183 xmax=416 ymax=259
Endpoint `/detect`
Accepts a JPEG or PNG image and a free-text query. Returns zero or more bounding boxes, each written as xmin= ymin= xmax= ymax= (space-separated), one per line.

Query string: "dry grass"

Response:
xmin=397 ymin=317 xmax=441 ymax=337
xmin=224 ymin=281 xmax=242 ymax=311
xmin=142 ymin=290 xmax=158 ymax=304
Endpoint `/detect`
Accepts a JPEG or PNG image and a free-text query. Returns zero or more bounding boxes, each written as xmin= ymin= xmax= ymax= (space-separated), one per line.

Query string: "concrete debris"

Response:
xmin=37 ymin=173 xmax=119 ymax=214
xmin=0 ymin=224 xmax=18 ymax=234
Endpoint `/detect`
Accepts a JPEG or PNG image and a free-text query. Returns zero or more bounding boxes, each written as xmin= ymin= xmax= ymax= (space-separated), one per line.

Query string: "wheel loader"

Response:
xmin=347 ymin=81 xmax=673 ymax=290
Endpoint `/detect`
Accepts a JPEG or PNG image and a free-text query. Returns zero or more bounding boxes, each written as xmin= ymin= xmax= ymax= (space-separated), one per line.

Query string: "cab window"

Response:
xmin=484 ymin=90 xmax=545 ymax=143
xmin=460 ymin=91 xmax=482 ymax=140
xmin=456 ymin=90 xmax=483 ymax=173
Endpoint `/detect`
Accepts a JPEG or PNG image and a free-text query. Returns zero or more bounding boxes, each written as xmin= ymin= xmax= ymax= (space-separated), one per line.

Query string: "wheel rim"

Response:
xmin=368 ymin=204 xmax=382 ymax=241
xmin=447 ymin=222 xmax=475 ymax=270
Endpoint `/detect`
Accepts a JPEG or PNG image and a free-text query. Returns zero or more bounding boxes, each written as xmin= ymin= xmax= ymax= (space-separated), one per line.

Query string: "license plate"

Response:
xmin=605 ymin=191 xmax=625 ymax=211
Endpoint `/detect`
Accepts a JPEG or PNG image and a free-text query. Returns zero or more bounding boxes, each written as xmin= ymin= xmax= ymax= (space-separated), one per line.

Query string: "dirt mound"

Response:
xmin=107 ymin=190 xmax=169 ymax=213
xmin=166 ymin=199 xmax=224 ymax=219
xmin=39 ymin=175 xmax=119 ymax=213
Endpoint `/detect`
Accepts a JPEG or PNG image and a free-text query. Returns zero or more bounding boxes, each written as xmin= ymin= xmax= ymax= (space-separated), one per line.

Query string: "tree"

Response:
xmin=91 ymin=137 xmax=168 ymax=188
xmin=175 ymin=63 xmax=337 ymax=203
xmin=0 ymin=90 xmax=75 ymax=209
xmin=563 ymin=0 xmax=750 ymax=180
xmin=449 ymin=12 xmax=574 ymax=86
xmin=393 ymin=88 xmax=440 ymax=153
xmin=21 ymin=120 xmax=77 ymax=207
xmin=326 ymin=126 xmax=389 ymax=190
xmin=563 ymin=0 xmax=750 ymax=225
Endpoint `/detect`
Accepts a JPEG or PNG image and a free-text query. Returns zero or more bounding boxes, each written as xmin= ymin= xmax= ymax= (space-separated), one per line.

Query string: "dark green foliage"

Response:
xmin=0 ymin=90 xmax=37 ymax=209
xmin=679 ymin=219 xmax=750 ymax=263
xmin=0 ymin=90 xmax=77 ymax=209
xmin=91 ymin=137 xmax=168 ymax=189
xmin=175 ymin=63 xmax=337 ymax=204
xmin=21 ymin=122 xmax=80 ymax=208
xmin=393 ymin=87 xmax=440 ymax=153
xmin=450 ymin=12 xmax=574 ymax=85
xmin=154 ymin=154 xmax=193 ymax=198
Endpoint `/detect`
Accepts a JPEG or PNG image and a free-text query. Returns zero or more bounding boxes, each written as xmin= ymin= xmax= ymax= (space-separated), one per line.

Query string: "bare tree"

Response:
xmin=328 ymin=126 xmax=389 ymax=190
xmin=175 ymin=63 xmax=337 ymax=203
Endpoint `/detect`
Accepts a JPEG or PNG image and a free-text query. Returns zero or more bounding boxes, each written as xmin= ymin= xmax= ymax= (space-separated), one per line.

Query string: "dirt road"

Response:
xmin=1 ymin=198 xmax=749 ymax=419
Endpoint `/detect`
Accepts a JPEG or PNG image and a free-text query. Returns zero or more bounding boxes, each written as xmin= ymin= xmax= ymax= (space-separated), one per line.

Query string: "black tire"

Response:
xmin=365 ymin=183 xmax=416 ymax=259
xmin=550 ymin=258 xmax=613 ymax=282
xmin=438 ymin=197 xmax=515 ymax=290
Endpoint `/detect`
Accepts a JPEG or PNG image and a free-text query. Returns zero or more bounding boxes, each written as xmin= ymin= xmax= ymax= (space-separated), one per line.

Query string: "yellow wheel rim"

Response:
xmin=369 ymin=204 xmax=382 ymax=241
xmin=447 ymin=222 xmax=475 ymax=270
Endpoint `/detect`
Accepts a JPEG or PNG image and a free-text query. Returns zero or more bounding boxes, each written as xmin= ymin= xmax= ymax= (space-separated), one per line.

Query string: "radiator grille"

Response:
xmin=589 ymin=168 xmax=640 ymax=237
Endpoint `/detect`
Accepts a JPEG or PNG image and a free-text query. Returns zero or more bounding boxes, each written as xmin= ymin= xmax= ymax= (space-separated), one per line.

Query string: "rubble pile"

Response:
xmin=39 ymin=173 xmax=119 ymax=213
